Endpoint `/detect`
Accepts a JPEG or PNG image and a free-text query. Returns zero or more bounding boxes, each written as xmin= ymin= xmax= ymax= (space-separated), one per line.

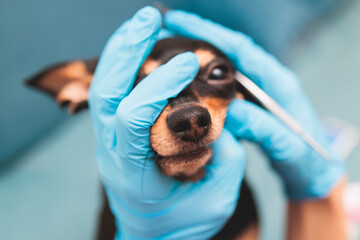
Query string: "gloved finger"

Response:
xmin=205 ymin=128 xmax=246 ymax=186
xmin=116 ymin=52 xmax=199 ymax=160
xmin=225 ymin=100 xmax=346 ymax=199
xmin=164 ymin=10 xmax=303 ymax=108
xmin=225 ymin=99 xmax=307 ymax=161
xmin=157 ymin=28 xmax=176 ymax=40
xmin=90 ymin=6 xmax=162 ymax=123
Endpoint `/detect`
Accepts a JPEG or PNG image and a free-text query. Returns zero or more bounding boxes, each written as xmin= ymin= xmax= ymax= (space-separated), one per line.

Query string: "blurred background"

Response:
xmin=0 ymin=0 xmax=359 ymax=239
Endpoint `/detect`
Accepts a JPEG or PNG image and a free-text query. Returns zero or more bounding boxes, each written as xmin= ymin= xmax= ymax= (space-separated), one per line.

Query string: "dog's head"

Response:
xmin=26 ymin=37 xmax=243 ymax=181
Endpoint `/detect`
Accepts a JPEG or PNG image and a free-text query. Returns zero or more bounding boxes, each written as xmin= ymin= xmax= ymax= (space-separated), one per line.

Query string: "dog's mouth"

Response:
xmin=155 ymin=145 xmax=214 ymax=181
xmin=153 ymin=124 xmax=217 ymax=179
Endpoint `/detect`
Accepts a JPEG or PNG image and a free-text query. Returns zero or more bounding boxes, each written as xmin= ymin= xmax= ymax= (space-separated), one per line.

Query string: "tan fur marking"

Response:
xmin=235 ymin=92 xmax=245 ymax=99
xmin=202 ymin=97 xmax=231 ymax=113
xmin=141 ymin=59 xmax=160 ymax=75
xmin=194 ymin=49 xmax=216 ymax=68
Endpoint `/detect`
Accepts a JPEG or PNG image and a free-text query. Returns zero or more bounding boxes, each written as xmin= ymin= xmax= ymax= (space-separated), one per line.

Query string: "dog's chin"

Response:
xmin=155 ymin=146 xmax=213 ymax=182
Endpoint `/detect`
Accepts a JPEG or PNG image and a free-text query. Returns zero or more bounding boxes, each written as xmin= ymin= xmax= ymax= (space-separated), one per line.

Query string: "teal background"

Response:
xmin=1 ymin=0 xmax=359 ymax=239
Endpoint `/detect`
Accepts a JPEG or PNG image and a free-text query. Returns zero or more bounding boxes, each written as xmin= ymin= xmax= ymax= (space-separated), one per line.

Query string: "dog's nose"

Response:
xmin=167 ymin=106 xmax=212 ymax=143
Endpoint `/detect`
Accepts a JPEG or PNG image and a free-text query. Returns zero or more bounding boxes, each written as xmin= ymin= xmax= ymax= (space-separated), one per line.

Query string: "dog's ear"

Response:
xmin=26 ymin=58 xmax=98 ymax=114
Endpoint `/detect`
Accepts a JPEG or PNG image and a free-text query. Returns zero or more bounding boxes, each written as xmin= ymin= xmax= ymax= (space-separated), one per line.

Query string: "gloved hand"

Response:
xmin=164 ymin=10 xmax=346 ymax=200
xmin=89 ymin=7 xmax=246 ymax=239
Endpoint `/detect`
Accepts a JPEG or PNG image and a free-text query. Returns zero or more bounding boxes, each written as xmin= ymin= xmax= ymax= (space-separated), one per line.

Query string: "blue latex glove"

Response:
xmin=164 ymin=10 xmax=346 ymax=200
xmin=89 ymin=7 xmax=246 ymax=239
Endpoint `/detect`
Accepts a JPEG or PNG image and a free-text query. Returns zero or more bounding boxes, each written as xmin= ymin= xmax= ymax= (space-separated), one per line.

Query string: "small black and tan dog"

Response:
xmin=26 ymin=37 xmax=258 ymax=240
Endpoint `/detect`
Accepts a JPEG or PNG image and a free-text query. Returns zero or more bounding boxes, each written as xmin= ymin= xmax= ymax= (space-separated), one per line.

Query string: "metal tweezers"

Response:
xmin=235 ymin=71 xmax=331 ymax=161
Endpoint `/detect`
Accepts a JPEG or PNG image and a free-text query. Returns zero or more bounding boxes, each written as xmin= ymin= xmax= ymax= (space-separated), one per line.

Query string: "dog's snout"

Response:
xmin=167 ymin=106 xmax=211 ymax=143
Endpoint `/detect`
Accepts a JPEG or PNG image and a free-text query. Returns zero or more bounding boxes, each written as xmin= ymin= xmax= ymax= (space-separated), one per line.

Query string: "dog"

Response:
xmin=26 ymin=37 xmax=259 ymax=240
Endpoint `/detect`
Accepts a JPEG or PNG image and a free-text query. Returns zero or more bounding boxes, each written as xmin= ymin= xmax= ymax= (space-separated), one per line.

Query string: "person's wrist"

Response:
xmin=287 ymin=178 xmax=347 ymax=240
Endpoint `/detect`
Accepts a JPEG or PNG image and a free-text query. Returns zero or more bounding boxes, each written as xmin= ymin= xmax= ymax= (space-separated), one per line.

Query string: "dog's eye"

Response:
xmin=209 ymin=65 xmax=228 ymax=80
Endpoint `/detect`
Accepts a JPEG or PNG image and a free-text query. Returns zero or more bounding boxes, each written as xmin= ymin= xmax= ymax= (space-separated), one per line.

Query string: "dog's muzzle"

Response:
xmin=166 ymin=106 xmax=212 ymax=143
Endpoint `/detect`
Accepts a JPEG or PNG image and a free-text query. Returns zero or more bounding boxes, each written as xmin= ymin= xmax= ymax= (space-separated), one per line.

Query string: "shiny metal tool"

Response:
xmin=235 ymin=71 xmax=331 ymax=161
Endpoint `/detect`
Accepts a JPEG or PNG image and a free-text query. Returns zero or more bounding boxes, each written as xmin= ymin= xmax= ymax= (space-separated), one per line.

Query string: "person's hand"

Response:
xmin=89 ymin=7 xmax=247 ymax=239
xmin=164 ymin=10 xmax=346 ymax=200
